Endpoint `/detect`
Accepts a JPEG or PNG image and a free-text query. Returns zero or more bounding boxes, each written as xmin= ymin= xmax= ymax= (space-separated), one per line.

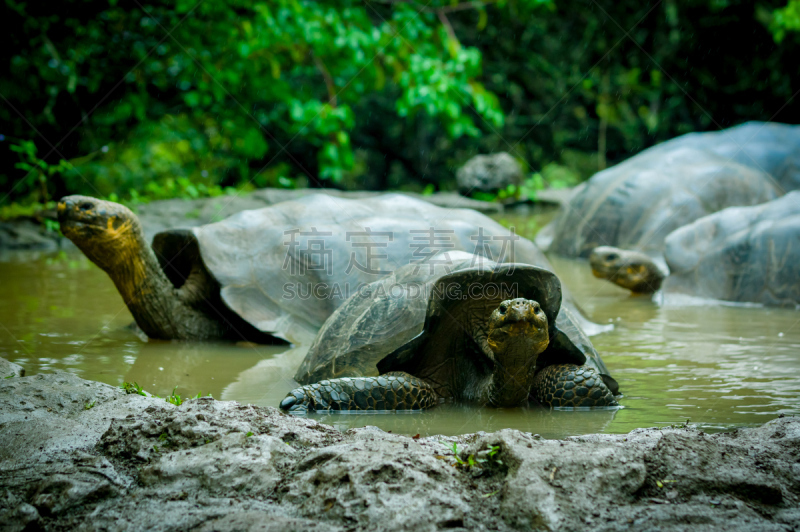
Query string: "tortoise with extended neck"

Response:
xmin=589 ymin=246 xmax=665 ymax=294
xmin=58 ymin=193 xmax=604 ymax=343
xmin=280 ymin=252 xmax=619 ymax=411
xmin=588 ymin=192 xmax=800 ymax=306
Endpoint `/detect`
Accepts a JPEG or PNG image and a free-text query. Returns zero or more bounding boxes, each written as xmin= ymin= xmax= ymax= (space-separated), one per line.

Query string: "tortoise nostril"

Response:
xmin=79 ymin=202 xmax=94 ymax=211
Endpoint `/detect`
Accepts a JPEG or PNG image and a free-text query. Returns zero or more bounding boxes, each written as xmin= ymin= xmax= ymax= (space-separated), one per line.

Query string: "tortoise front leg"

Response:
xmin=279 ymin=372 xmax=439 ymax=413
xmin=531 ymin=364 xmax=617 ymax=407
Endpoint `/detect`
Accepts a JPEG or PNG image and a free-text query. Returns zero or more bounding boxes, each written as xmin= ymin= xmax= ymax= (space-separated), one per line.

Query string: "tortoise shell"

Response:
xmin=150 ymin=193 xmax=593 ymax=344
xmin=543 ymin=147 xmax=780 ymax=258
xmin=295 ymin=251 xmax=618 ymax=396
xmin=539 ymin=122 xmax=800 ymax=258
xmin=663 ymin=191 xmax=800 ymax=307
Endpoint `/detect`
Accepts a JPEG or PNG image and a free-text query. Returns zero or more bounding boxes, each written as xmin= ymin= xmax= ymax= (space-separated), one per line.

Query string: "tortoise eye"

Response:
xmin=605 ymin=253 xmax=619 ymax=261
xmin=79 ymin=202 xmax=94 ymax=211
xmin=498 ymin=304 xmax=508 ymax=314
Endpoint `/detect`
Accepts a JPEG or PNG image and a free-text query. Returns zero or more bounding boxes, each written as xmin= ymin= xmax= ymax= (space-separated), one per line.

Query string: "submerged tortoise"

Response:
xmin=589 ymin=192 xmax=800 ymax=306
xmin=538 ymin=122 xmax=800 ymax=258
xmin=589 ymin=246 xmax=666 ymax=294
xmin=58 ymin=193 xmax=604 ymax=343
xmin=280 ymin=252 xmax=619 ymax=411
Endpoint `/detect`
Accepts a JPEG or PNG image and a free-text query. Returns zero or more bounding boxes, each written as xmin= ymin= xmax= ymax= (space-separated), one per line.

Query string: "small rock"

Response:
xmin=456 ymin=152 xmax=523 ymax=195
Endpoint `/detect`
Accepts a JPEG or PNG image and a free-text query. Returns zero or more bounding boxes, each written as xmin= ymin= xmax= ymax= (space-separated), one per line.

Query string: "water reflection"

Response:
xmin=1 ymin=210 xmax=798 ymax=438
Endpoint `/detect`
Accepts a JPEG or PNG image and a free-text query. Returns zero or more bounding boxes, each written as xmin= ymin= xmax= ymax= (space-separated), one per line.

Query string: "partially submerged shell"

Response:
xmin=295 ymin=251 xmax=618 ymax=396
xmin=663 ymin=191 xmax=800 ymax=306
xmin=151 ymin=194 xmax=599 ymax=344
xmin=544 ymin=146 xmax=780 ymax=258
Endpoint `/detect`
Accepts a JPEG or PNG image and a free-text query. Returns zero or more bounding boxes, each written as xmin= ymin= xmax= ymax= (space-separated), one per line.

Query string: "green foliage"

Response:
xmin=2 ymin=0 xmax=547 ymax=203
xmin=6 ymin=138 xmax=74 ymax=203
xmin=771 ymin=0 xmax=800 ymax=41
xmin=1 ymin=0 xmax=797 ymax=204
xmin=121 ymin=381 xmax=146 ymax=396
xmin=84 ymin=400 xmax=96 ymax=410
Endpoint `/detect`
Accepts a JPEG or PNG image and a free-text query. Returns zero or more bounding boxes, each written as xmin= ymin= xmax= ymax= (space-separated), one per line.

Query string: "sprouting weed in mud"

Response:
xmin=4 ymin=374 xmax=15 ymax=379
xmin=439 ymin=442 xmax=503 ymax=469
xmin=245 ymin=431 xmax=254 ymax=438
xmin=166 ymin=387 xmax=183 ymax=406
xmin=84 ymin=401 xmax=95 ymax=410
xmin=121 ymin=382 xmax=146 ymax=396
xmin=485 ymin=444 xmax=503 ymax=465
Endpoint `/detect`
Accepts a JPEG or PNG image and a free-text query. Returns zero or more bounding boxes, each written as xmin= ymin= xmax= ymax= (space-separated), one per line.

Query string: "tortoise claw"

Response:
xmin=279 ymin=395 xmax=299 ymax=411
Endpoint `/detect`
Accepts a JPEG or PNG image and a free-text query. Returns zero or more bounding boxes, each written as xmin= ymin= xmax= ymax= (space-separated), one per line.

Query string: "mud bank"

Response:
xmin=1 ymin=365 xmax=798 ymax=531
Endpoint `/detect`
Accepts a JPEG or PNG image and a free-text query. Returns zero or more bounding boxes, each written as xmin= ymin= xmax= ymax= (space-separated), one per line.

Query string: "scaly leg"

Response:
xmin=531 ymin=364 xmax=617 ymax=407
xmin=279 ymin=372 xmax=439 ymax=413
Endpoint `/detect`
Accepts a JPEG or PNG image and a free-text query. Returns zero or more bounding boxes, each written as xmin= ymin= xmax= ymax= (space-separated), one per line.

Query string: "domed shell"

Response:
xmin=663 ymin=191 xmax=800 ymax=306
xmin=543 ymin=144 xmax=782 ymax=258
xmin=153 ymin=194 xmax=598 ymax=344
xmin=294 ymin=251 xmax=618 ymax=395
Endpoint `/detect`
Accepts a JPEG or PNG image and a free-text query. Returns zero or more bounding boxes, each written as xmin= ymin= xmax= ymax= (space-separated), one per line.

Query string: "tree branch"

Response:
xmin=313 ymin=54 xmax=337 ymax=107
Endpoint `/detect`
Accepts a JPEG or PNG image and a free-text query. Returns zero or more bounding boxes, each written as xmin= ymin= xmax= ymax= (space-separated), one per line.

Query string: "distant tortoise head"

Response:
xmin=589 ymin=246 xmax=665 ymax=293
xmin=486 ymin=298 xmax=550 ymax=406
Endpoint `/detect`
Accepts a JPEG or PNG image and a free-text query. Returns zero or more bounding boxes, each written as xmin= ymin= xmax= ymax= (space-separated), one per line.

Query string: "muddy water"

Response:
xmin=1 ymin=208 xmax=799 ymax=437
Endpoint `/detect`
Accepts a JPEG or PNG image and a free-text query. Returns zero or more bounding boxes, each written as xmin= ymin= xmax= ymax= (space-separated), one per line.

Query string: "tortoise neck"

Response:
xmin=104 ymin=228 xmax=223 ymax=340
xmin=488 ymin=336 xmax=541 ymax=407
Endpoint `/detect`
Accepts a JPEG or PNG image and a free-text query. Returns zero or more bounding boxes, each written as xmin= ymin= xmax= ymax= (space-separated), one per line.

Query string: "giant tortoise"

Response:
xmin=539 ymin=122 xmax=800 ymax=258
xmin=280 ymin=252 xmax=619 ymax=412
xmin=58 ymin=193 xmax=602 ymax=343
xmin=589 ymin=192 xmax=800 ymax=306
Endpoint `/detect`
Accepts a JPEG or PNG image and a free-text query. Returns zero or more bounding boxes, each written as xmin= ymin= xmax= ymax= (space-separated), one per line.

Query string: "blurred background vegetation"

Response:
xmin=1 ymin=0 xmax=799 ymax=210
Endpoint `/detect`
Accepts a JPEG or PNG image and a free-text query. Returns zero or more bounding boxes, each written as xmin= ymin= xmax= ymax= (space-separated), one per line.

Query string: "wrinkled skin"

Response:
xmin=280 ymin=298 xmax=616 ymax=412
xmin=589 ymin=246 xmax=665 ymax=294
xmin=57 ymin=195 xmax=243 ymax=341
xmin=485 ymin=298 xmax=549 ymax=406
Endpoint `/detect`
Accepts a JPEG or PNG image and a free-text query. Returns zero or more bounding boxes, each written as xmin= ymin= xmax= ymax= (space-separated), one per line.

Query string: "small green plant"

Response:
xmin=166 ymin=387 xmax=183 ymax=406
xmin=245 ymin=431 xmax=254 ymax=438
xmin=122 ymin=382 xmax=146 ymax=396
xmin=440 ymin=442 xmax=503 ymax=470
xmin=484 ymin=444 xmax=503 ymax=465
xmin=84 ymin=401 xmax=96 ymax=410
xmin=470 ymin=191 xmax=498 ymax=203
xmin=4 ymin=374 xmax=15 ymax=379
xmin=496 ymin=183 xmax=521 ymax=201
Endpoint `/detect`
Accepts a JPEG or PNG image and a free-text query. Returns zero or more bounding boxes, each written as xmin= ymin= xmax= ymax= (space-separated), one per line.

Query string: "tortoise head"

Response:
xmin=58 ymin=195 xmax=146 ymax=272
xmin=589 ymin=246 xmax=664 ymax=293
xmin=486 ymin=297 xmax=550 ymax=406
